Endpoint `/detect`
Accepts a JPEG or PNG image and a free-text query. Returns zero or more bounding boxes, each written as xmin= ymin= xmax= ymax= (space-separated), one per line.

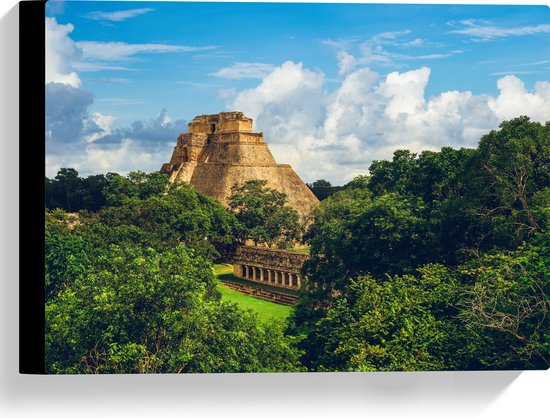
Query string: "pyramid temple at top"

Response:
xmin=160 ymin=111 xmax=319 ymax=218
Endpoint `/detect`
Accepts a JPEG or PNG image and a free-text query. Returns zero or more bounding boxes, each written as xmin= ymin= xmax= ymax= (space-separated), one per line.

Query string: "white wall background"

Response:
xmin=1 ymin=2 xmax=547 ymax=417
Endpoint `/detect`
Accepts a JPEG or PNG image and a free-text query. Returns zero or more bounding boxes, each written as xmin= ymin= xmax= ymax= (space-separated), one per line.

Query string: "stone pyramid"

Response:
xmin=160 ymin=112 xmax=319 ymax=219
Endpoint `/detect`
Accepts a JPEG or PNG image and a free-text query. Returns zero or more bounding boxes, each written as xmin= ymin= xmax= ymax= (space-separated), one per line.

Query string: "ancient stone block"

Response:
xmin=160 ymin=111 xmax=319 ymax=218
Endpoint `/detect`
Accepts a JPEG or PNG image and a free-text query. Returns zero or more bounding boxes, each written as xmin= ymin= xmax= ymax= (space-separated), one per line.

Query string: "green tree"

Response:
xmin=102 ymin=171 xmax=169 ymax=206
xmin=475 ymin=116 xmax=549 ymax=236
xmin=46 ymin=243 xmax=303 ymax=373
xmin=46 ymin=168 xmax=82 ymax=212
xmin=228 ymin=180 xmax=300 ymax=249
xmin=80 ymin=174 xmax=108 ymax=211
xmin=307 ymin=179 xmax=343 ymax=200
xmin=291 ymin=264 xmax=462 ymax=371
xmin=45 ymin=209 xmax=94 ymax=302
xmin=344 ymin=175 xmax=370 ymax=190
xmin=304 ymin=189 xmax=433 ymax=293
xmin=368 ymin=150 xmax=417 ymax=197
xmin=93 ymin=180 xmax=237 ymax=259
xmin=46 ymin=170 xmax=110 ymax=212
xmin=457 ymin=231 xmax=550 ymax=370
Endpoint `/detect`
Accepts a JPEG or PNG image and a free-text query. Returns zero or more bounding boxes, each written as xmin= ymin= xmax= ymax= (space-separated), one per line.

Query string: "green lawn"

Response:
xmin=213 ymin=264 xmax=293 ymax=322
xmin=290 ymin=247 xmax=311 ymax=254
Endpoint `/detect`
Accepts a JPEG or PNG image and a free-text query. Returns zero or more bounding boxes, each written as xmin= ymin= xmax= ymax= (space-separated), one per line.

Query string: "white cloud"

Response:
xmin=377 ymin=67 xmax=430 ymax=119
xmin=490 ymin=71 xmax=538 ymax=76
xmin=450 ymin=21 xmax=550 ymax=41
xmin=73 ymin=62 xmax=133 ymax=72
xmin=488 ymin=76 xmax=550 ymax=122
xmin=83 ymin=112 xmax=115 ymax=143
xmin=212 ymin=62 xmax=277 ymax=79
xmin=407 ymin=51 xmax=461 ymax=60
xmin=230 ymin=61 xmax=325 ymax=120
xmin=46 ymin=139 xmax=171 ymax=178
xmin=517 ymin=59 xmax=550 ymax=67
xmin=46 ymin=0 xmax=66 ymax=16
xmin=86 ymin=8 xmax=154 ymax=22
xmin=401 ymin=38 xmax=424 ymax=48
xmin=337 ymin=51 xmax=357 ymax=75
xmin=76 ymin=139 xmax=160 ymax=175
xmin=76 ymin=41 xmax=215 ymax=61
xmin=45 ymin=17 xmax=184 ymax=178
xmin=222 ymin=61 xmax=550 ymax=185
xmin=45 ymin=82 xmax=94 ymax=147
xmin=97 ymin=108 xmax=187 ymax=145
xmin=372 ymin=30 xmax=412 ymax=42
xmin=328 ymin=30 xmax=461 ymax=71
xmin=46 ymin=109 xmax=187 ymax=178
xmin=45 ymin=17 xmax=82 ymax=87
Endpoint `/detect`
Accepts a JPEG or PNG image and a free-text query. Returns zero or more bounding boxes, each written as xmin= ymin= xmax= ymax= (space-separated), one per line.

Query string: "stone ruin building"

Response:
xmin=161 ymin=112 xmax=318 ymax=294
xmin=160 ymin=111 xmax=319 ymax=219
xmin=232 ymin=245 xmax=309 ymax=290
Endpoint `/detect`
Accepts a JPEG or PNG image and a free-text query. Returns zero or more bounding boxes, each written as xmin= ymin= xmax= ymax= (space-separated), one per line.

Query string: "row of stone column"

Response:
xmin=241 ymin=264 xmax=300 ymax=289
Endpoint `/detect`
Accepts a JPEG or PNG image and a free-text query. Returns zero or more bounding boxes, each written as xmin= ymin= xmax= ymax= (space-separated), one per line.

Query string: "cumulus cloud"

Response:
xmin=45 ymin=17 xmax=185 ymax=178
xmin=46 ymin=139 xmax=173 ymax=178
xmin=46 ymin=82 xmax=95 ymax=144
xmin=224 ymin=60 xmax=550 ymax=184
xmin=230 ymin=61 xmax=324 ymax=118
xmin=96 ymin=109 xmax=187 ymax=145
xmin=45 ymin=16 xmax=550 ymax=184
xmin=230 ymin=61 xmax=326 ymax=149
xmin=488 ymin=76 xmax=550 ymax=121
xmin=337 ymin=51 xmax=357 ymax=75
xmin=46 ymin=17 xmax=82 ymax=87
xmin=83 ymin=112 xmax=115 ymax=143
xmin=46 ymin=108 xmax=185 ymax=177
xmin=46 ymin=17 xmax=100 ymax=151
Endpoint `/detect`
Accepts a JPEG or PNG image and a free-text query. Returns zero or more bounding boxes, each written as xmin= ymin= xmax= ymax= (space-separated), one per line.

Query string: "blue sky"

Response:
xmin=45 ymin=1 xmax=550 ymax=183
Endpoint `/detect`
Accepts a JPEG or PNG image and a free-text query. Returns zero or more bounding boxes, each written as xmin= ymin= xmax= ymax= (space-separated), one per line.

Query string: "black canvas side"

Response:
xmin=19 ymin=0 xmax=46 ymax=374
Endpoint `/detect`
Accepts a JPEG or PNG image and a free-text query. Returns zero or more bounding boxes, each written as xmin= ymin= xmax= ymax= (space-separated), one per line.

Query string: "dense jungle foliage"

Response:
xmin=45 ymin=117 xmax=549 ymax=372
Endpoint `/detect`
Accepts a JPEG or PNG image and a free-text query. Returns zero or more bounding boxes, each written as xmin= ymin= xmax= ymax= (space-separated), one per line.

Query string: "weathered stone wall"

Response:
xmin=188 ymin=163 xmax=318 ymax=219
xmin=188 ymin=112 xmax=253 ymax=134
xmin=161 ymin=111 xmax=320 ymax=219
xmin=232 ymin=245 xmax=309 ymax=273
xmin=215 ymin=119 xmax=253 ymax=133
xmin=213 ymin=132 xmax=264 ymax=144
xmin=176 ymin=133 xmax=208 ymax=147
xmin=197 ymin=140 xmax=276 ymax=164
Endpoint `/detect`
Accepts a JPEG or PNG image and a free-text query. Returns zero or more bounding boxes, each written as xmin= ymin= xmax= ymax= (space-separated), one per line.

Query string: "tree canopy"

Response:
xmin=288 ymin=116 xmax=549 ymax=371
xmin=228 ymin=179 xmax=301 ymax=249
xmin=45 ymin=171 xmax=307 ymax=374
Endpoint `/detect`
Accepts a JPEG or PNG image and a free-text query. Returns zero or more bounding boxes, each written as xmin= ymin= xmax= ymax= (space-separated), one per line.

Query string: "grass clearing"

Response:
xmin=290 ymin=247 xmax=311 ymax=254
xmin=212 ymin=264 xmax=293 ymax=322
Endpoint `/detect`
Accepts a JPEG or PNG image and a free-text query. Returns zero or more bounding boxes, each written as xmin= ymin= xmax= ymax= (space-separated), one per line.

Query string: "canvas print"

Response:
xmin=44 ymin=1 xmax=549 ymax=373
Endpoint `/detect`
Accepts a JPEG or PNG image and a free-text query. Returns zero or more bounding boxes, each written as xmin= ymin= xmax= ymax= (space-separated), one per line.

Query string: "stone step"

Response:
xmin=220 ymin=280 xmax=299 ymax=306
xmin=223 ymin=287 xmax=295 ymax=304
xmin=221 ymin=281 xmax=297 ymax=299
